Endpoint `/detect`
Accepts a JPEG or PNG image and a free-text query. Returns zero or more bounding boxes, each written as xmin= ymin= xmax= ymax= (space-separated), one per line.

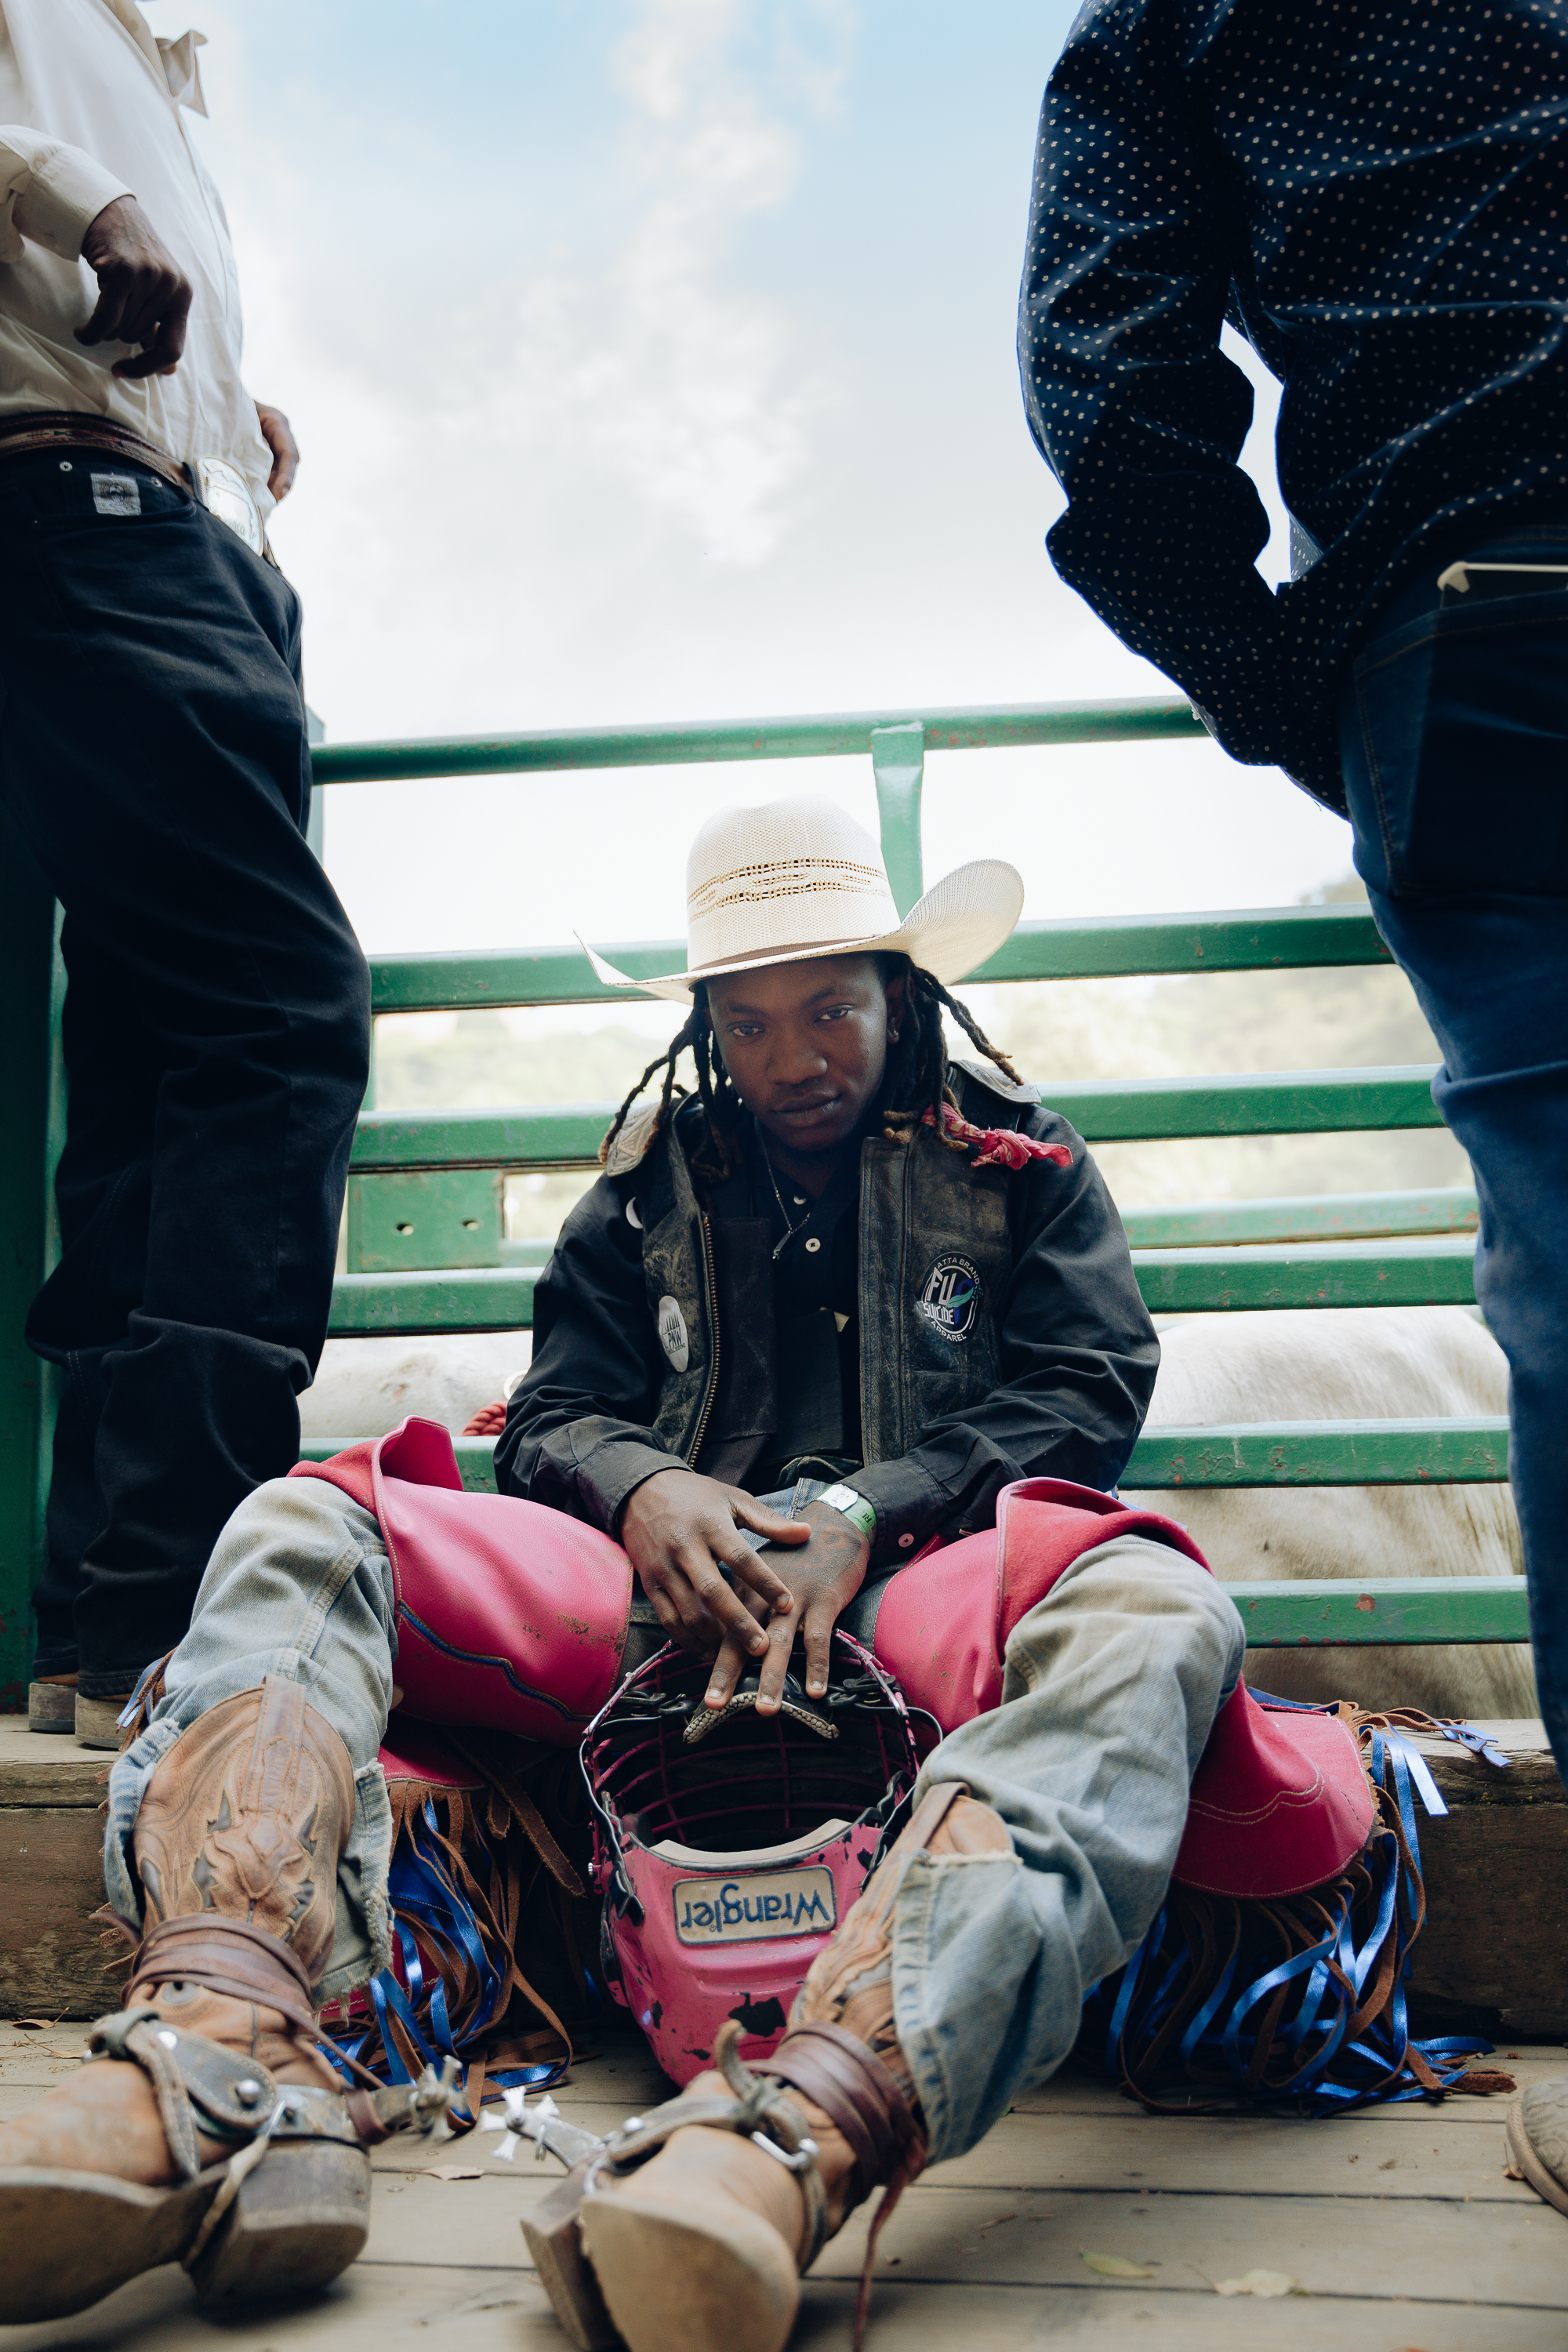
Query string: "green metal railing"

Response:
xmin=0 ymin=694 xmax=1521 ymax=1698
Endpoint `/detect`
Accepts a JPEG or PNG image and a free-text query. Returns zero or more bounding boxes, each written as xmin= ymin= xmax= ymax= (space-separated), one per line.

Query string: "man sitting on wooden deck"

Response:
xmin=0 ymin=800 xmax=1483 ymax=2339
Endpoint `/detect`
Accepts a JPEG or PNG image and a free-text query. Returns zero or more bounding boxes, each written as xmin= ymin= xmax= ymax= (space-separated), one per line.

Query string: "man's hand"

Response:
xmin=255 ymin=402 xmax=299 ymax=502
xmin=619 ymin=1469 xmax=808 ymax=1661
xmin=702 ymin=1499 xmax=870 ymax=1716
xmin=78 ymin=198 xmax=192 ymax=379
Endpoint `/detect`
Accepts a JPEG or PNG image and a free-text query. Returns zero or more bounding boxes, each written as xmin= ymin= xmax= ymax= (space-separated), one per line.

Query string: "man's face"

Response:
xmin=707 ymin=953 xmax=903 ymax=1161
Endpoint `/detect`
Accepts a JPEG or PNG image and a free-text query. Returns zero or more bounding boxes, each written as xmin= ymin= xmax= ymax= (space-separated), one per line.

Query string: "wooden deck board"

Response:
xmin=0 ymin=2022 xmax=1559 ymax=2344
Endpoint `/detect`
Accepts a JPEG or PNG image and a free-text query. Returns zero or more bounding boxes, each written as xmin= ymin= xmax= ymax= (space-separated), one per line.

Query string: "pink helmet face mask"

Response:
xmin=583 ymin=1632 xmax=923 ymax=2085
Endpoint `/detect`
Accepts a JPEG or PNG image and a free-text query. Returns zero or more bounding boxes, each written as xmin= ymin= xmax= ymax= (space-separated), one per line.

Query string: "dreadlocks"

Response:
xmin=597 ymin=982 xmax=746 ymax=1189
xmin=877 ymin=957 xmax=1025 ymax=1152
xmin=598 ymin=956 xmax=1024 ymax=1182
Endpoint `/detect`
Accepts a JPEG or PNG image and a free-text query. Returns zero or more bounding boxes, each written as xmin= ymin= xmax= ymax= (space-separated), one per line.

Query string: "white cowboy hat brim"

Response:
xmin=582 ymin=858 xmax=1025 ymax=1004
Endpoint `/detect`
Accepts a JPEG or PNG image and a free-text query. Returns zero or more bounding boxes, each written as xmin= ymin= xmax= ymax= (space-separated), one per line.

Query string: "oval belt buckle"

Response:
xmin=187 ymin=454 xmax=265 ymax=557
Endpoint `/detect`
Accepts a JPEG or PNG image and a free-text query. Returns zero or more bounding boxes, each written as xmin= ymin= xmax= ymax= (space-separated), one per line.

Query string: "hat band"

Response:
xmin=685 ymin=929 xmax=907 ymax=983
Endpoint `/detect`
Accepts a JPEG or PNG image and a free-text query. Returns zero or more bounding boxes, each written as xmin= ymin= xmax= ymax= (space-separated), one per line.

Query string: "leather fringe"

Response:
xmin=321 ymin=1732 xmax=600 ymax=2127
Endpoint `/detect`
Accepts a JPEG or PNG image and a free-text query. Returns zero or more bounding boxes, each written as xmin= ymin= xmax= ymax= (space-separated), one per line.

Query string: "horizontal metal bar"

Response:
xmin=974 ymin=904 xmax=1390 ymax=985
xmin=1124 ymin=1417 xmax=1508 ymax=1487
xmin=1134 ymin=1236 xmax=1475 ymax=1312
xmin=368 ymin=905 xmax=1392 ymax=1015
xmin=1044 ymin=1068 xmax=1440 ymax=1142
xmin=1120 ymin=1187 xmax=1477 ymax=1250
xmin=350 ymin=1107 xmax=610 ymax=1172
xmin=328 ymin=1268 xmax=540 ymax=1335
xmin=313 ymin=697 xmax=1204 ymax=788
xmin=1229 ymin=1576 xmax=1529 ymax=1646
xmin=327 ymin=1236 xmax=1475 ymax=1334
xmin=383 ymin=1196 xmax=1478 ymax=1264
xmin=349 ymin=1067 xmax=1443 ymax=1175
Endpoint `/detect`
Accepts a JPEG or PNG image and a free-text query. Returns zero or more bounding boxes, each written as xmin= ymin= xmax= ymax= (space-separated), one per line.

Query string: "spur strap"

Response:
xmin=758 ymin=2023 xmax=920 ymax=2208
xmin=130 ymin=1915 xmax=320 ymax=2043
xmin=588 ymin=2022 xmax=831 ymax=2270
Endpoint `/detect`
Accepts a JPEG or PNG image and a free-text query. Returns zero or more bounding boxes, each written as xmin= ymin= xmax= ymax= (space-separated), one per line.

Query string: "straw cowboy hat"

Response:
xmin=583 ymin=793 xmax=1025 ymax=1004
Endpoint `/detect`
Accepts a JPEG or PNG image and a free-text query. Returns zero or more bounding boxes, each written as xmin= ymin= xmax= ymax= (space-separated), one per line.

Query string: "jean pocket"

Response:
xmin=1340 ymin=593 xmax=1568 ymax=899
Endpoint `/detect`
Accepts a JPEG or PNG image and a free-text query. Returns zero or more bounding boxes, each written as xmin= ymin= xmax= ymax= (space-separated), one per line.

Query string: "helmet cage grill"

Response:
xmin=583 ymin=1632 xmax=920 ymax=1910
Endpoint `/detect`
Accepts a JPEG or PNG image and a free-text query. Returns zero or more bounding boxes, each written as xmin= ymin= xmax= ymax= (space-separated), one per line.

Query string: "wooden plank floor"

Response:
xmin=0 ymin=2020 xmax=1563 ymax=2350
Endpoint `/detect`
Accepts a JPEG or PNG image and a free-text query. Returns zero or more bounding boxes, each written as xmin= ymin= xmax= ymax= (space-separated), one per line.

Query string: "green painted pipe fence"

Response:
xmin=0 ymin=692 xmax=1526 ymax=1695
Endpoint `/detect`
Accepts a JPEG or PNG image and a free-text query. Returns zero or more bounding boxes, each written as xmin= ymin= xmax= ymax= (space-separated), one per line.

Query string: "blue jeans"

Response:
xmin=107 ymin=1475 xmax=1243 ymax=2162
xmin=1339 ymin=522 xmax=1568 ymax=1780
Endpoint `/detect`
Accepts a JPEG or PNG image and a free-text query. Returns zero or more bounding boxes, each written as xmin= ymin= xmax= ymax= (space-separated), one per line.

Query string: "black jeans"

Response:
xmin=0 ymin=451 xmax=370 ymax=1694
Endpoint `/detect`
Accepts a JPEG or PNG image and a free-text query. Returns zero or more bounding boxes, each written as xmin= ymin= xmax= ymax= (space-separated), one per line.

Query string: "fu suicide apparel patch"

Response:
xmin=915 ymin=1252 xmax=982 ymax=1344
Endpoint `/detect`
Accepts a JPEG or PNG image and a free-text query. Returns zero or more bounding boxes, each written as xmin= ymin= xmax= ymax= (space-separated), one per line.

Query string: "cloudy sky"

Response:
xmin=169 ymin=0 xmax=1355 ymax=959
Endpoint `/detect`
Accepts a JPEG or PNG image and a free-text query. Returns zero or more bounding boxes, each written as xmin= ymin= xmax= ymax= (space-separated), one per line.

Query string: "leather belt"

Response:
xmin=0 ymin=409 xmax=271 ymax=560
xmin=0 ymin=411 xmax=191 ymax=491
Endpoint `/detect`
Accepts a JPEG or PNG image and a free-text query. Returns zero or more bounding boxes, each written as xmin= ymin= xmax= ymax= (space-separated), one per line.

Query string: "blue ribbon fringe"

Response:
xmin=1084 ymin=1708 xmax=1499 ymax=2112
xmin=322 ymin=1793 xmax=581 ymax=2126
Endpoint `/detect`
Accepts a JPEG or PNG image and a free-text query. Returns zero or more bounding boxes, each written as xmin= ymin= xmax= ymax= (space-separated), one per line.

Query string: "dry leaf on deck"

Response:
xmin=11 ymin=2019 xmax=61 ymax=2032
xmin=1080 ymin=2249 xmax=1157 ymax=2279
xmin=1214 ymin=2268 xmax=1304 ymax=2298
xmin=422 ymin=2164 xmax=485 ymax=2181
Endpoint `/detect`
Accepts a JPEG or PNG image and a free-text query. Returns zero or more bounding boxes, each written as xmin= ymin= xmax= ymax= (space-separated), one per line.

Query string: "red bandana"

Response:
xmin=921 ymin=1102 xmax=1073 ymax=1171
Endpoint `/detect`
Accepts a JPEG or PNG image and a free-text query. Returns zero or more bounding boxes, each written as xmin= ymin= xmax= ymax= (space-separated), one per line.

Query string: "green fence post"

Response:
xmin=0 ymin=824 xmax=62 ymax=1704
xmin=870 ymin=722 xmax=925 ymax=916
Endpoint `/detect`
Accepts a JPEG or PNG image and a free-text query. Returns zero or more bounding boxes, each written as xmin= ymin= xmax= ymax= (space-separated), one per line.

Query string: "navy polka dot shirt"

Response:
xmin=1020 ymin=0 xmax=1568 ymax=808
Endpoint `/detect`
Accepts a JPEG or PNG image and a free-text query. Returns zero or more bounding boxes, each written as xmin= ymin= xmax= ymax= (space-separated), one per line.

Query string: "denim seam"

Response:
xmin=280 ymin=1527 xmax=376 ymax=1675
xmin=891 ymin=1858 xmax=950 ymax=2151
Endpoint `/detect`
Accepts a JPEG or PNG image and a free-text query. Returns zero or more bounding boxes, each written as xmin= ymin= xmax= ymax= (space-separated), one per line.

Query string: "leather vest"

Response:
xmin=604 ymin=1061 xmax=1039 ymax=1484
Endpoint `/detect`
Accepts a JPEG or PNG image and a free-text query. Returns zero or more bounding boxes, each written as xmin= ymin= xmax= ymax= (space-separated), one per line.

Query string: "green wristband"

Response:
xmin=818 ymin=1483 xmax=878 ymax=1544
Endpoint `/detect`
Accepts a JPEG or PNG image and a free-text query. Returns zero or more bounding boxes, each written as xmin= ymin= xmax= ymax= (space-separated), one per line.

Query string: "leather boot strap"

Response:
xmin=129 ymin=1915 xmax=320 ymax=2043
xmin=758 ymin=2022 xmax=923 ymax=2208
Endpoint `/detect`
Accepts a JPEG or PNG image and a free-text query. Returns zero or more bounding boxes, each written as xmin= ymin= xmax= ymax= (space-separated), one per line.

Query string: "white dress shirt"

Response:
xmin=0 ymin=0 xmax=272 ymax=509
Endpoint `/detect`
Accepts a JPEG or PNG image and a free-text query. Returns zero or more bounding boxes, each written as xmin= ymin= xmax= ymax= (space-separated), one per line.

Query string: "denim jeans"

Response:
xmin=1339 ymin=524 xmax=1568 ymax=1782
xmin=107 ymin=1476 xmax=1243 ymax=2160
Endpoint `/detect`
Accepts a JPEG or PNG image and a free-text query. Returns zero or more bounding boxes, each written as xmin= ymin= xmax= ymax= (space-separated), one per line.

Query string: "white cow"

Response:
xmin=1120 ymin=1305 xmax=1534 ymax=1719
xmin=299 ymin=1332 xmax=532 ymax=1445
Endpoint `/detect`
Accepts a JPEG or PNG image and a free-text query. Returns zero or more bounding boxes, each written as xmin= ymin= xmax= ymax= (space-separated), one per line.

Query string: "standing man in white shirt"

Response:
xmin=0 ymin=2 xmax=371 ymax=1743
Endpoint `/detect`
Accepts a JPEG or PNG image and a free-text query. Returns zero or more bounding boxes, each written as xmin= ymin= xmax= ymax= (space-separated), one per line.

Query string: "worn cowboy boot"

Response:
xmin=0 ymin=1675 xmax=448 ymax=2325
xmin=1508 ymin=2078 xmax=1568 ymax=2217
xmin=535 ymin=1784 xmax=1011 ymax=2352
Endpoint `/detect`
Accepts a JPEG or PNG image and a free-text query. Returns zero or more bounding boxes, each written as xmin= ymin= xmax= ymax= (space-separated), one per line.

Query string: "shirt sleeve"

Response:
xmin=494 ymin=1171 xmax=686 ymax=1533
xmin=0 ymin=126 xmax=133 ymax=263
xmin=1017 ymin=2 xmax=1337 ymax=797
xmin=844 ymin=1112 xmax=1160 ymax=1559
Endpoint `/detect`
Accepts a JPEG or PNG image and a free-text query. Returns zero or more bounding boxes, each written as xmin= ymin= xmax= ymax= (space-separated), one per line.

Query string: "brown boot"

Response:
xmin=536 ymin=1784 xmax=1011 ymax=2352
xmin=0 ymin=1676 xmax=448 ymax=2326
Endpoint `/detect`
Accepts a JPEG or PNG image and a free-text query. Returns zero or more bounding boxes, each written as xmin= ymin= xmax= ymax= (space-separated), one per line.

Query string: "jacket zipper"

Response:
xmin=685 ymin=1210 xmax=721 ymax=1468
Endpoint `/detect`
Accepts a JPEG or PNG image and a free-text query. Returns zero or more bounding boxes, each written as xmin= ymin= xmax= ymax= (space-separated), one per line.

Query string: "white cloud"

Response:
xmin=180 ymin=1 xmax=1354 ymax=960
